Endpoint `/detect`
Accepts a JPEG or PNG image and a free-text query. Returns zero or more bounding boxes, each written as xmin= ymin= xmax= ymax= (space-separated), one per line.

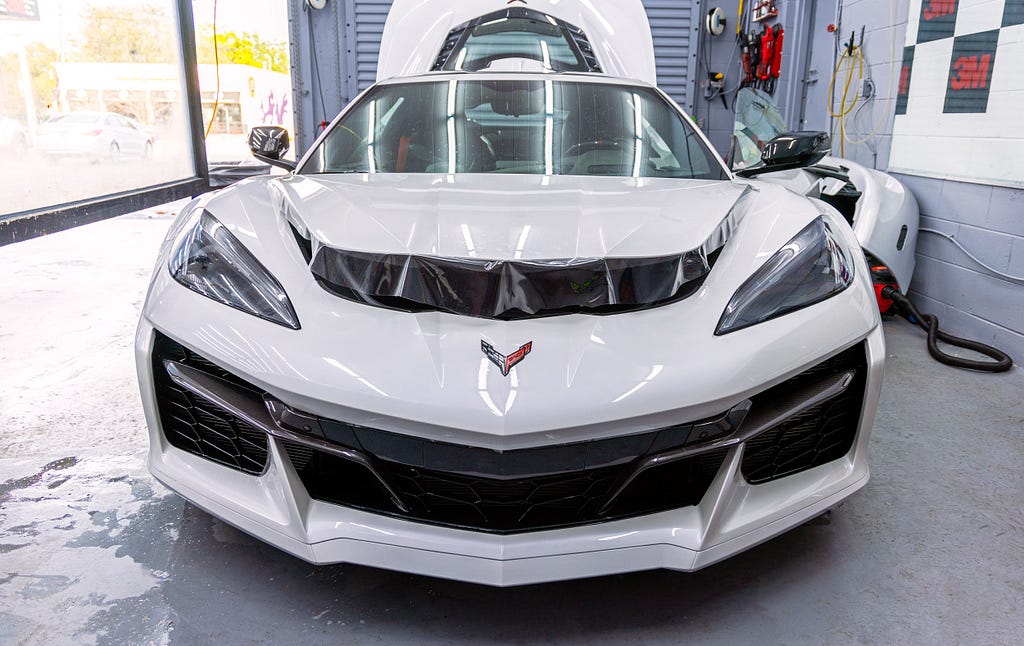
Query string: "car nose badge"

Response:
xmin=481 ymin=340 xmax=532 ymax=377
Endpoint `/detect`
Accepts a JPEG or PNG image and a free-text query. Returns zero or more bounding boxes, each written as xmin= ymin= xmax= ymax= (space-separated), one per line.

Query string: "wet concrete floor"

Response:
xmin=1 ymin=210 xmax=1021 ymax=644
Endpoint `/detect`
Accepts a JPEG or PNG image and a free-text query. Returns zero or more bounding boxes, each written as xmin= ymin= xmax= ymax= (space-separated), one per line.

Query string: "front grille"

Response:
xmin=151 ymin=333 xmax=269 ymax=475
xmin=283 ymin=440 xmax=728 ymax=533
xmin=740 ymin=342 xmax=867 ymax=484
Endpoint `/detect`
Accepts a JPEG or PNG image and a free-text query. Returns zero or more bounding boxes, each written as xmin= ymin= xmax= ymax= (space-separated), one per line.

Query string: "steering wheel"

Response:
xmin=564 ymin=137 xmax=634 ymax=157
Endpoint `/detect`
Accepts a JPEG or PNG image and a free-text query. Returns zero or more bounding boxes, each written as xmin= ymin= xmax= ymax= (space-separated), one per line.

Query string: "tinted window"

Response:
xmin=449 ymin=17 xmax=584 ymax=72
xmin=302 ymin=79 xmax=727 ymax=180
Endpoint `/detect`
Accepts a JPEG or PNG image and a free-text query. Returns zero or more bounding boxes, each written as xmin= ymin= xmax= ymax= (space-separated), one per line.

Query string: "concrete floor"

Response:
xmin=1 ymin=211 xmax=1021 ymax=645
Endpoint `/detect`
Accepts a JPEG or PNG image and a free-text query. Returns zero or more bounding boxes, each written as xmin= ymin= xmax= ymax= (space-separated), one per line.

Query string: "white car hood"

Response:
xmin=156 ymin=176 xmax=871 ymax=444
xmin=272 ymin=173 xmax=750 ymax=260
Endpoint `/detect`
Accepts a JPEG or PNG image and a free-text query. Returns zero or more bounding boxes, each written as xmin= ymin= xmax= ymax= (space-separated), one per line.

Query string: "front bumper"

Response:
xmin=137 ymin=320 xmax=884 ymax=586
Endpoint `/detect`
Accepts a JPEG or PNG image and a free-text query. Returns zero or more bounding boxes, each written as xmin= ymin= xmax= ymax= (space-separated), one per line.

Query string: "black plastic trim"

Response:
xmin=740 ymin=341 xmax=868 ymax=484
xmin=431 ymin=7 xmax=602 ymax=73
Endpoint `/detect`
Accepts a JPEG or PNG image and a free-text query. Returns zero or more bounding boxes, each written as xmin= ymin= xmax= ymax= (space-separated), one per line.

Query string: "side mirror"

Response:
xmin=761 ymin=131 xmax=830 ymax=168
xmin=248 ymin=126 xmax=296 ymax=171
xmin=735 ymin=131 xmax=831 ymax=177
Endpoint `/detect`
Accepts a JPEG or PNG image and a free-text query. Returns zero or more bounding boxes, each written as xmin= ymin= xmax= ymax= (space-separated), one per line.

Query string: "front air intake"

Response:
xmin=740 ymin=342 xmax=867 ymax=484
xmin=151 ymin=332 xmax=269 ymax=475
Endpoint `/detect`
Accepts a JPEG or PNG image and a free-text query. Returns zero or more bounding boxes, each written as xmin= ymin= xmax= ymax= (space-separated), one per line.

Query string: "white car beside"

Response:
xmin=37 ymin=111 xmax=153 ymax=161
xmin=136 ymin=0 xmax=912 ymax=586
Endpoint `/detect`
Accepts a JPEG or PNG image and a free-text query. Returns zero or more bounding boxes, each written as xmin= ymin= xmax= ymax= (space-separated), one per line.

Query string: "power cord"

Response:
xmin=919 ymin=228 xmax=1024 ymax=285
xmin=881 ymin=287 xmax=1013 ymax=372
xmin=305 ymin=3 xmax=329 ymax=136
xmin=827 ymin=39 xmax=862 ymax=157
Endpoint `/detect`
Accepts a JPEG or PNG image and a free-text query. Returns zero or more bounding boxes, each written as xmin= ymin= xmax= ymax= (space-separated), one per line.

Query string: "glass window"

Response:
xmin=0 ymin=0 xmax=197 ymax=216
xmin=448 ymin=17 xmax=585 ymax=72
xmin=191 ymin=0 xmax=293 ymax=162
xmin=302 ymin=79 xmax=727 ymax=180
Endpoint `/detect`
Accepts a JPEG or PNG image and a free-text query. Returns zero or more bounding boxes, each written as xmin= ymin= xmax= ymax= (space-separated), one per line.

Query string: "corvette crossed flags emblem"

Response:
xmin=481 ymin=340 xmax=533 ymax=377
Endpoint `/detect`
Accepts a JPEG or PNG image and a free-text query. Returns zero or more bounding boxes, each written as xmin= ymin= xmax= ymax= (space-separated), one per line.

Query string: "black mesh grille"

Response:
xmin=151 ymin=332 xmax=269 ymax=475
xmin=431 ymin=26 xmax=466 ymax=70
xmin=567 ymin=27 xmax=602 ymax=71
xmin=740 ymin=342 xmax=867 ymax=484
xmin=282 ymin=440 xmax=729 ymax=534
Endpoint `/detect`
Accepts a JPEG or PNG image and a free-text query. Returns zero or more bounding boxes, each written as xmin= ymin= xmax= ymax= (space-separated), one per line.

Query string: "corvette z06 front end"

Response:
xmin=137 ymin=73 xmax=883 ymax=586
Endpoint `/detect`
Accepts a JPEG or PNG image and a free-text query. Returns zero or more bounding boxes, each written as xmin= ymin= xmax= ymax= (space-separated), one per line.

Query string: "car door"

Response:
xmin=113 ymin=114 xmax=143 ymax=155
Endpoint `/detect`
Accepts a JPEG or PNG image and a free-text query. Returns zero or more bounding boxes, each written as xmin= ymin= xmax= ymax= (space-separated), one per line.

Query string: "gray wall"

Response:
xmin=897 ymin=174 xmax=1024 ymax=360
xmin=690 ymin=0 xmax=837 ymax=157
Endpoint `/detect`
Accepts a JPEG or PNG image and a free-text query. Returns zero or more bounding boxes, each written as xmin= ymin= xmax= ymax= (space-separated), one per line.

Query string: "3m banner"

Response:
xmin=0 ymin=0 xmax=40 ymax=20
xmin=889 ymin=0 xmax=1024 ymax=188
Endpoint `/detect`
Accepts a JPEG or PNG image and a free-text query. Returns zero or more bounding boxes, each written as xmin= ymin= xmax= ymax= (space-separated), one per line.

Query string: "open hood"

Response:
xmin=273 ymin=174 xmax=754 ymax=319
xmin=376 ymin=0 xmax=657 ymax=84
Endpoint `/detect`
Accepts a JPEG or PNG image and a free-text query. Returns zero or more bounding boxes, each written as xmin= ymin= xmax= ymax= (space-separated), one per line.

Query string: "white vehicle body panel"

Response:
xmin=376 ymin=0 xmax=657 ymax=84
xmin=144 ymin=173 xmax=876 ymax=444
xmin=750 ymin=156 xmax=919 ymax=292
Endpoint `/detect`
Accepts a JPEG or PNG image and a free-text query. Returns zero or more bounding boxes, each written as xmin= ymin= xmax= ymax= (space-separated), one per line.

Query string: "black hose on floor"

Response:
xmin=880 ymin=287 xmax=1013 ymax=373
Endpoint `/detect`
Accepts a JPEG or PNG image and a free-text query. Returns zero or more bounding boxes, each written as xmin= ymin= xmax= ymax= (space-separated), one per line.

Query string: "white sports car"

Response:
xmin=136 ymin=1 xmax=903 ymax=586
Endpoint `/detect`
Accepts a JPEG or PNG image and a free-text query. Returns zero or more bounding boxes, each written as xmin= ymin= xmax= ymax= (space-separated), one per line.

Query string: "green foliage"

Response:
xmin=0 ymin=54 xmax=20 ymax=118
xmin=195 ymin=26 xmax=289 ymax=74
xmin=73 ymin=3 xmax=175 ymax=63
xmin=0 ymin=43 xmax=58 ymax=121
xmin=25 ymin=43 xmax=59 ymax=112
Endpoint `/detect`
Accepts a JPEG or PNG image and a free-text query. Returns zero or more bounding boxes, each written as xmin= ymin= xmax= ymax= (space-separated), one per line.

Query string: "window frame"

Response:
xmin=0 ymin=1 xmax=210 ymax=246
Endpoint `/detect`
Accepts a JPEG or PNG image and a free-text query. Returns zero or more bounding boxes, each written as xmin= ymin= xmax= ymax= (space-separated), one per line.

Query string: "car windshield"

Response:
xmin=301 ymin=79 xmax=727 ymax=179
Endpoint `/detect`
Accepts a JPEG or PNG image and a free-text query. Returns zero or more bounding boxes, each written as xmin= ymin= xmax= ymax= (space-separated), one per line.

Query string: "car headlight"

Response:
xmin=168 ymin=209 xmax=300 ymax=329
xmin=716 ymin=216 xmax=853 ymax=335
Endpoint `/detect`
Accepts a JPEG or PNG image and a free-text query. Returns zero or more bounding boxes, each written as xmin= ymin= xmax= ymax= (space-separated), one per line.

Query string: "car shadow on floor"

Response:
xmin=135 ymin=498 xmax=856 ymax=643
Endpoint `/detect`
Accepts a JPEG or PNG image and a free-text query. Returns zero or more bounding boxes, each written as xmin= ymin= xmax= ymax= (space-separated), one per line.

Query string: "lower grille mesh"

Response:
xmin=740 ymin=343 xmax=867 ymax=484
xmin=151 ymin=333 xmax=269 ymax=475
xmin=282 ymin=441 xmax=729 ymax=533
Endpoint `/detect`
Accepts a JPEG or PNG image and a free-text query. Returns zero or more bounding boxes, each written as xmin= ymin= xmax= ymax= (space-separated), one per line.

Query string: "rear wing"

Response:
xmin=377 ymin=0 xmax=656 ymax=84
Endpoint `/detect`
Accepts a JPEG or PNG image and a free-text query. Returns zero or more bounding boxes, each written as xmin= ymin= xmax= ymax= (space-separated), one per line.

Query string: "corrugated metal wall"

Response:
xmin=344 ymin=0 xmax=392 ymax=93
xmin=641 ymin=0 xmax=699 ymax=113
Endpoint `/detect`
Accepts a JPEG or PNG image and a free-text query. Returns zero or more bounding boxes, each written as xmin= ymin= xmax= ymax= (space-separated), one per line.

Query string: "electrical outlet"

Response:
xmin=859 ymin=78 xmax=875 ymax=99
xmin=703 ymin=72 xmax=725 ymax=98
